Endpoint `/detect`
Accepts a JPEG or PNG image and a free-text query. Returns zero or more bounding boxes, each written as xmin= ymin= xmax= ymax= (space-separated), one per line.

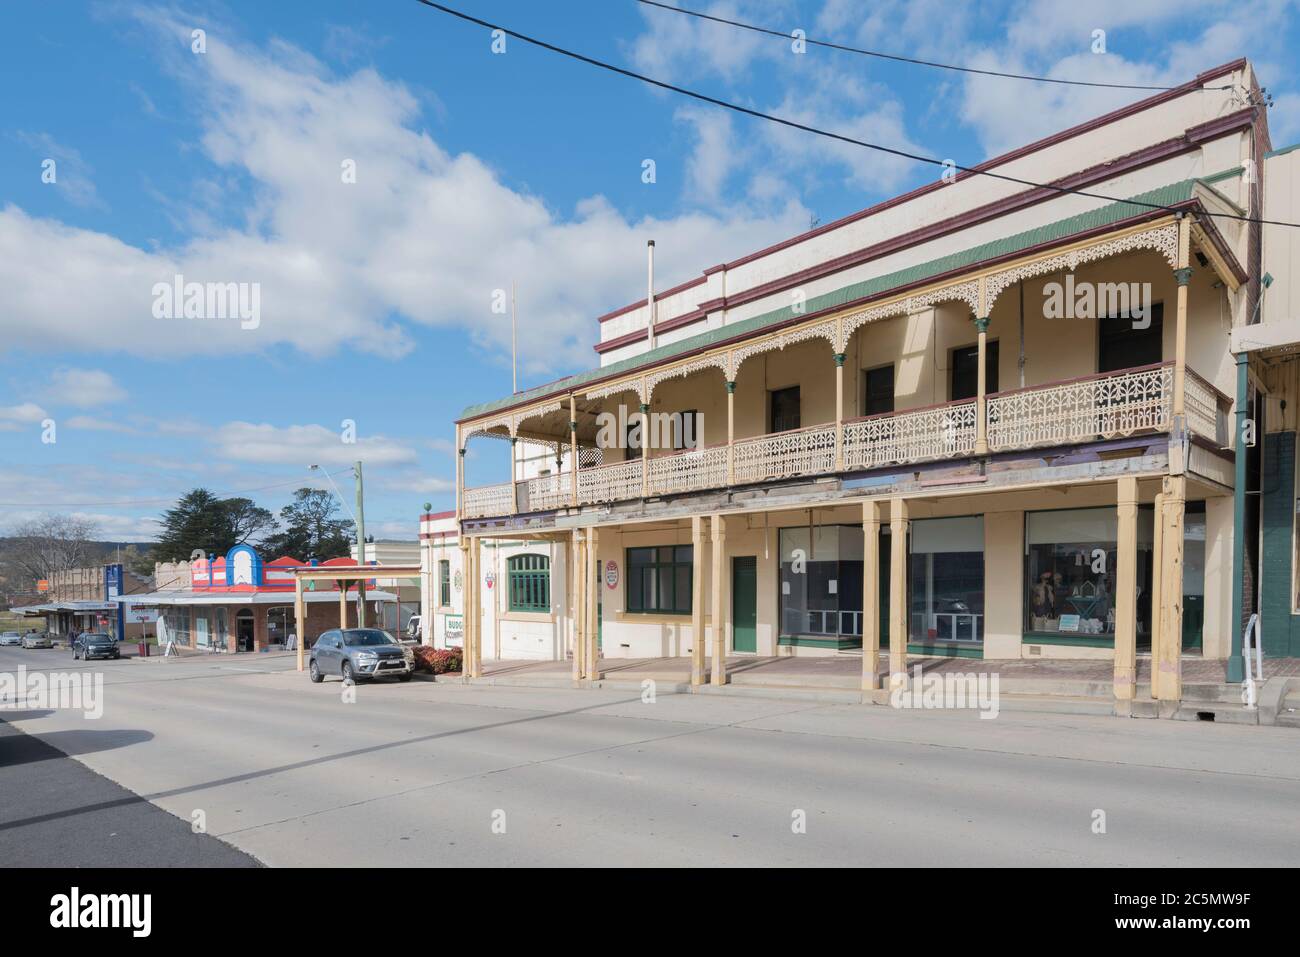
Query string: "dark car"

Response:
xmin=73 ymin=632 xmax=120 ymax=660
xmin=309 ymin=628 xmax=414 ymax=683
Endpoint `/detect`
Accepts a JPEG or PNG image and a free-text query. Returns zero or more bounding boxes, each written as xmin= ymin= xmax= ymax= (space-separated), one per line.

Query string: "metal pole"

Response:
xmin=1228 ymin=352 xmax=1247 ymax=683
xmin=355 ymin=460 xmax=367 ymax=629
xmin=511 ymin=279 xmax=518 ymax=394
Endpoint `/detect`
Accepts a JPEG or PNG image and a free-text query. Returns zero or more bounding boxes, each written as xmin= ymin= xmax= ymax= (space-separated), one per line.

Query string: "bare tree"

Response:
xmin=1 ymin=514 xmax=101 ymax=595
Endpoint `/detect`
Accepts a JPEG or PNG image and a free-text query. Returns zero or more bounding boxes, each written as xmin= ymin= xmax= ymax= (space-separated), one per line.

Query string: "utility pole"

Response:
xmin=511 ymin=279 xmax=518 ymax=394
xmin=354 ymin=460 xmax=367 ymax=628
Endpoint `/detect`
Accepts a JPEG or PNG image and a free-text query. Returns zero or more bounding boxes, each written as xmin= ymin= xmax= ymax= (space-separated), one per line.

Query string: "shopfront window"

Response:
xmin=779 ymin=526 xmax=864 ymax=641
xmin=1025 ymin=507 xmax=1153 ymax=640
xmin=626 ymin=546 xmax=692 ymax=614
xmin=910 ymin=517 xmax=984 ymax=644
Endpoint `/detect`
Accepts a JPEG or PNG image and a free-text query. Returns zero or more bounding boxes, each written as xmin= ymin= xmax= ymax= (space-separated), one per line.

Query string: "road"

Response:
xmin=1 ymin=644 xmax=1298 ymax=867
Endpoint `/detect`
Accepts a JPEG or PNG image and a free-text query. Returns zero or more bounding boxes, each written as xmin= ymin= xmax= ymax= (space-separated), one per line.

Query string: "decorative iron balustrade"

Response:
xmin=461 ymin=364 xmax=1208 ymax=520
xmin=647 ymin=444 xmax=728 ymax=496
xmin=576 ymin=457 xmax=643 ymax=504
xmin=526 ymin=471 xmax=572 ymax=512
xmin=462 ymin=482 xmax=514 ymax=520
xmin=732 ymin=424 xmax=837 ymax=485
xmin=843 ymin=400 xmax=977 ymax=470
xmin=987 ymin=363 xmax=1173 ymax=451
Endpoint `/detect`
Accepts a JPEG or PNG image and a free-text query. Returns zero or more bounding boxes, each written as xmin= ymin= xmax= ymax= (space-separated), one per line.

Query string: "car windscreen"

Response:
xmin=342 ymin=629 xmax=398 ymax=647
xmin=84 ymin=634 xmax=113 ymax=642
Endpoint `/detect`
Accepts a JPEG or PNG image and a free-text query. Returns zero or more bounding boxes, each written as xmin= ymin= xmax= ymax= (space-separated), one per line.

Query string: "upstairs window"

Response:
xmin=769 ymin=386 xmax=801 ymax=433
xmin=951 ymin=340 xmax=998 ymax=401
xmin=863 ymin=364 xmax=895 ymax=416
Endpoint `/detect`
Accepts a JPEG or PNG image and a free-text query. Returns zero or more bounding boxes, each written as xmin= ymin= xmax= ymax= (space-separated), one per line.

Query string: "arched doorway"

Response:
xmin=235 ymin=609 xmax=255 ymax=653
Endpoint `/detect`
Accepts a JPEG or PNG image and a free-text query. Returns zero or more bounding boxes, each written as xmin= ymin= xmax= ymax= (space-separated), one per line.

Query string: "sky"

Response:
xmin=1 ymin=0 xmax=1298 ymax=546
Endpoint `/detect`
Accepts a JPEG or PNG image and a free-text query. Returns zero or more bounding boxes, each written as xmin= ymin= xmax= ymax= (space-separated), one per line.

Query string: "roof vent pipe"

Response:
xmin=647 ymin=239 xmax=656 ymax=352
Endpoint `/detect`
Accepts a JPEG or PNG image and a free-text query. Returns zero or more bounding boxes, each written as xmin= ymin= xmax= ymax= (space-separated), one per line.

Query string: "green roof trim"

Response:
xmin=461 ymin=175 xmax=1213 ymax=420
xmin=1265 ymin=142 xmax=1300 ymax=159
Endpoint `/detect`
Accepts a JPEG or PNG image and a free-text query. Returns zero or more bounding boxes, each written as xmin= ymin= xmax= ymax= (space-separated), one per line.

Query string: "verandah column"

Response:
xmin=1156 ymin=476 xmax=1186 ymax=702
xmin=973 ymin=317 xmax=990 ymax=455
xmin=1113 ymin=476 xmax=1139 ymax=701
xmin=587 ymin=528 xmax=602 ymax=680
xmin=572 ymin=529 xmax=586 ymax=682
xmin=861 ymin=500 xmax=882 ymax=692
xmin=294 ymin=575 xmax=306 ymax=672
xmin=569 ymin=395 xmax=579 ymax=508
xmin=834 ymin=354 xmax=846 ymax=471
xmin=465 ymin=536 xmax=482 ymax=679
xmin=691 ymin=515 xmax=707 ymax=686
xmin=710 ymin=513 xmax=728 ymax=685
xmin=726 ymin=380 xmax=736 ymax=485
xmin=640 ymin=402 xmax=650 ymax=497
xmin=888 ymin=498 xmax=909 ymax=686
xmin=1149 ymin=488 xmax=1166 ymax=698
xmin=1172 ymin=216 xmax=1192 ymax=418
xmin=338 ymin=580 xmax=347 ymax=629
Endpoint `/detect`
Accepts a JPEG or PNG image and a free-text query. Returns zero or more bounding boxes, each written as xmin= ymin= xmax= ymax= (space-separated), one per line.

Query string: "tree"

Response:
xmin=260 ymin=488 xmax=354 ymax=561
xmin=154 ymin=489 xmax=276 ymax=561
xmin=0 ymin=514 xmax=100 ymax=597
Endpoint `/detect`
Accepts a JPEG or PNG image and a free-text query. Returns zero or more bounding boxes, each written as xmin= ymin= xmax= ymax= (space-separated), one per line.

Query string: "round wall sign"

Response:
xmin=485 ymin=571 xmax=497 ymax=589
xmin=604 ymin=560 xmax=619 ymax=589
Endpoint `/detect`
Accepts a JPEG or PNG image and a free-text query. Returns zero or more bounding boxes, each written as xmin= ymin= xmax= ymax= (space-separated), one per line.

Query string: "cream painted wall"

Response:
xmin=1203 ymin=496 xmax=1234 ymax=659
xmin=983 ymin=511 xmax=1024 ymax=659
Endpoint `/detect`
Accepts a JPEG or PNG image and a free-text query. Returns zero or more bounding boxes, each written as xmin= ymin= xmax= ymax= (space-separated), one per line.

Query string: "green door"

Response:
xmin=732 ymin=556 xmax=757 ymax=653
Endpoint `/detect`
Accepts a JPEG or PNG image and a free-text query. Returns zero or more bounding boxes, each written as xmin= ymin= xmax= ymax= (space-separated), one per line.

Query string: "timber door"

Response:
xmin=732 ymin=556 xmax=757 ymax=653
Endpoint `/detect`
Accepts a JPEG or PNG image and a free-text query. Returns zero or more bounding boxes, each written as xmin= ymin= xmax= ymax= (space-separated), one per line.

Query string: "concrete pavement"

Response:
xmin=1 ymin=645 xmax=1297 ymax=866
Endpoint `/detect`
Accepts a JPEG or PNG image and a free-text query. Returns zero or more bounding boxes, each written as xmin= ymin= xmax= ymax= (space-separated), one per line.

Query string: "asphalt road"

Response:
xmin=1 ymin=644 xmax=1298 ymax=867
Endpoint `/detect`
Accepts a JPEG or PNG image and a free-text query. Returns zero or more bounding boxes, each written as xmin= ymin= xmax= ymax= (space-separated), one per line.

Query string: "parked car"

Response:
xmin=73 ymin=632 xmax=121 ymax=660
xmin=21 ymin=632 xmax=52 ymax=649
xmin=0 ymin=631 xmax=22 ymax=647
xmin=309 ymin=628 xmax=414 ymax=683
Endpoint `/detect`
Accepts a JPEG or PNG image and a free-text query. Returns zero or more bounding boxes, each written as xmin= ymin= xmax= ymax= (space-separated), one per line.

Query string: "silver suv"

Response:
xmin=309 ymin=628 xmax=414 ymax=683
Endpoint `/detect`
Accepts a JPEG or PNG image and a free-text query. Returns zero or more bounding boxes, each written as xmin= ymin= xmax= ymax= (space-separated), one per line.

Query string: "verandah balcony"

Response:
xmin=461 ymin=361 xmax=1227 ymax=520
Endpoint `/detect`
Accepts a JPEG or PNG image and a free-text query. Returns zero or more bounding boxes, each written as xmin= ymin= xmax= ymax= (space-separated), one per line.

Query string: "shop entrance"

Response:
xmin=236 ymin=609 xmax=255 ymax=652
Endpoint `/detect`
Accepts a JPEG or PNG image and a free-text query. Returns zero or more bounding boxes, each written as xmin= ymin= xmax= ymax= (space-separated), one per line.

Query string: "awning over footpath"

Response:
xmin=111 ymin=591 xmax=399 ymax=607
xmin=10 ymin=601 xmax=116 ymax=615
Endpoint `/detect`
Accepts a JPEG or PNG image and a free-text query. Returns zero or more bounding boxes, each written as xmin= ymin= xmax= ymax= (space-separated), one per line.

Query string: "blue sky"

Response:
xmin=2 ymin=0 xmax=1298 ymax=545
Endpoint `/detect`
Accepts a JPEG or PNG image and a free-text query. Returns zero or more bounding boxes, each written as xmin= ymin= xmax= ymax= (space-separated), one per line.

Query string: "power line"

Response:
xmin=410 ymin=1 xmax=1295 ymax=228
xmin=638 ymin=0 xmax=1231 ymax=92
xmin=0 ymin=468 xmax=355 ymax=510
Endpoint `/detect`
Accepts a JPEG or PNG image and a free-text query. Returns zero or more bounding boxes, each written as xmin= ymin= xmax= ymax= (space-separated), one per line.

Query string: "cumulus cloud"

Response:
xmin=47 ymin=368 xmax=127 ymax=407
xmin=0 ymin=8 xmax=806 ymax=377
xmin=213 ymin=422 xmax=419 ymax=468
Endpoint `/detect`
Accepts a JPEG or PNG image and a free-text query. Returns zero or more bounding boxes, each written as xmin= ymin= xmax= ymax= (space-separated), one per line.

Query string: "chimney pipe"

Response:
xmin=647 ymin=240 xmax=656 ymax=352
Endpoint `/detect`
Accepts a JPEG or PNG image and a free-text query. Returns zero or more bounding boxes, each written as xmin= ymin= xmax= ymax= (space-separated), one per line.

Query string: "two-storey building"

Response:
xmin=451 ymin=59 xmax=1279 ymax=705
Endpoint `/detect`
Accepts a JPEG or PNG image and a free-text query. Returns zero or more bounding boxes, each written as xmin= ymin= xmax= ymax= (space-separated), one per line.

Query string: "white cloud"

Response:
xmin=212 ymin=422 xmax=419 ymax=468
xmin=65 ymin=415 xmax=137 ymax=433
xmin=0 ymin=402 xmax=48 ymax=424
xmin=47 ymin=368 xmax=127 ymax=407
xmin=0 ymin=9 xmax=806 ymax=378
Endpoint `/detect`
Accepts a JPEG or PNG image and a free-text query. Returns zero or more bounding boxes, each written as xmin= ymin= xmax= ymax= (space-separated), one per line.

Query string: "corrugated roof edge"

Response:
xmin=459 ymin=175 xmax=1216 ymax=422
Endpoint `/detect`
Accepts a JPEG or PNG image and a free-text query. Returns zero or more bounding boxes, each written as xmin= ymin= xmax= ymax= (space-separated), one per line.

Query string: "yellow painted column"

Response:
xmin=710 ymin=514 xmax=728 ymax=685
xmin=1156 ymin=476 xmax=1185 ymax=702
xmin=466 ymin=536 xmax=482 ymax=679
xmin=861 ymin=500 xmax=882 ymax=692
xmin=691 ymin=515 xmax=707 ymax=686
xmin=1149 ymin=490 xmax=1165 ymax=699
xmin=338 ymin=581 xmax=347 ymax=629
xmin=974 ymin=316 xmax=990 ymax=455
xmin=572 ymin=530 xmax=586 ymax=681
xmin=888 ymin=499 xmax=909 ymax=686
xmin=294 ymin=576 xmax=305 ymax=672
xmin=569 ymin=396 xmax=579 ymax=508
xmin=1172 ymin=217 xmax=1192 ymax=417
xmin=834 ymin=353 xmax=846 ymax=471
xmin=1113 ymin=477 xmax=1139 ymax=701
xmin=587 ymin=528 xmax=602 ymax=680
xmin=640 ymin=397 xmax=650 ymax=498
xmin=726 ymin=381 xmax=736 ymax=485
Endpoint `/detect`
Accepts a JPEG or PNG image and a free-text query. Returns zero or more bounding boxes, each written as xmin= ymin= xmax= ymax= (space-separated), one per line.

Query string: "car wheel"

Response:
xmin=341 ymin=661 xmax=355 ymax=683
xmin=309 ymin=659 xmax=323 ymax=683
